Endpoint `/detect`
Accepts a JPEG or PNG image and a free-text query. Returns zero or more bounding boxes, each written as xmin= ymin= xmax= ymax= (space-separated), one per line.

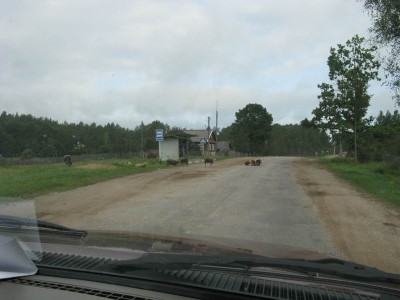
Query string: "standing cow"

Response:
xmin=204 ymin=158 xmax=213 ymax=167
xmin=64 ymin=155 xmax=72 ymax=166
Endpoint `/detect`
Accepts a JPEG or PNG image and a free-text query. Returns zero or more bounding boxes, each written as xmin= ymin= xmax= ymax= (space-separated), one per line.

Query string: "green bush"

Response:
xmin=21 ymin=149 xmax=34 ymax=159
xmin=373 ymin=167 xmax=385 ymax=174
xmin=388 ymin=160 xmax=400 ymax=172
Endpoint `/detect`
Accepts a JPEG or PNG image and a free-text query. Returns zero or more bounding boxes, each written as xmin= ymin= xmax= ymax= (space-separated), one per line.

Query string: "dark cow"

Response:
xmin=63 ymin=155 xmax=72 ymax=166
xmin=179 ymin=158 xmax=189 ymax=165
xmin=204 ymin=158 xmax=213 ymax=167
xmin=147 ymin=152 xmax=157 ymax=159
xmin=245 ymin=159 xmax=262 ymax=166
xmin=166 ymin=159 xmax=179 ymax=166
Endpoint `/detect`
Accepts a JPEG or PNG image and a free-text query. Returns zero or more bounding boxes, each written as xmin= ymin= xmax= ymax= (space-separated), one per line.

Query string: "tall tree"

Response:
xmin=230 ymin=103 xmax=273 ymax=155
xmin=312 ymin=83 xmax=347 ymax=150
xmin=312 ymin=35 xmax=380 ymax=162
xmin=267 ymin=123 xmax=331 ymax=156
xmin=218 ymin=125 xmax=233 ymax=141
xmin=362 ymin=0 xmax=400 ymax=103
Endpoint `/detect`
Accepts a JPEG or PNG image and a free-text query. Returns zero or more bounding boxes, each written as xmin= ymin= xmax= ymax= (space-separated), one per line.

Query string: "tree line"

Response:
xmin=301 ymin=1 xmax=400 ymax=162
xmin=304 ymin=33 xmax=400 ymax=162
xmin=219 ymin=103 xmax=332 ymax=156
xmin=0 ymin=111 xmax=170 ymax=158
xmin=1 ymin=107 xmax=333 ymax=159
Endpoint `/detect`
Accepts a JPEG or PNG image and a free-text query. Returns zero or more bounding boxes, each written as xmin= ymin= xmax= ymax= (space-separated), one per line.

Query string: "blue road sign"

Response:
xmin=155 ymin=129 xmax=164 ymax=142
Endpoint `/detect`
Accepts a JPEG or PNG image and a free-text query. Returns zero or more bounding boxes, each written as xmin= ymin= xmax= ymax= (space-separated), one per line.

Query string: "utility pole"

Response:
xmin=207 ymin=116 xmax=211 ymax=140
xmin=207 ymin=117 xmax=210 ymax=155
xmin=141 ymin=121 xmax=144 ymax=159
xmin=215 ymin=100 xmax=219 ymax=155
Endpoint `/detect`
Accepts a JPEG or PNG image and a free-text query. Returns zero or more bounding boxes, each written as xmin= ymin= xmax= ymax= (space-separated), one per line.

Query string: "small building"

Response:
xmin=184 ymin=129 xmax=217 ymax=156
xmin=217 ymin=141 xmax=231 ymax=152
xmin=159 ymin=130 xmax=193 ymax=161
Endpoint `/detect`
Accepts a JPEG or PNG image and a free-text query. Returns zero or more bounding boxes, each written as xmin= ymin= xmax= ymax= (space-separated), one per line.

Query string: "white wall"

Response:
xmin=159 ymin=138 xmax=179 ymax=161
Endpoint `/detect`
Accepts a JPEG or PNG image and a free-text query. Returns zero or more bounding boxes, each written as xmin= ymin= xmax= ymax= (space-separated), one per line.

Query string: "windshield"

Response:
xmin=1 ymin=0 xmax=399 ymax=284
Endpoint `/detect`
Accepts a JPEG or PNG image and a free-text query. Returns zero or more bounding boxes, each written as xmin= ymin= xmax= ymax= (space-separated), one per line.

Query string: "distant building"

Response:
xmin=159 ymin=130 xmax=193 ymax=161
xmin=184 ymin=129 xmax=217 ymax=156
xmin=217 ymin=141 xmax=231 ymax=152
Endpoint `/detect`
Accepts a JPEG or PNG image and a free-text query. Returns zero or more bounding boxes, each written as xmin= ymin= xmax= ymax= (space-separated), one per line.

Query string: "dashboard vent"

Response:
xmin=162 ymin=269 xmax=381 ymax=300
xmin=10 ymin=278 xmax=153 ymax=300
xmin=33 ymin=251 xmax=117 ymax=270
xmin=30 ymin=251 xmax=381 ymax=300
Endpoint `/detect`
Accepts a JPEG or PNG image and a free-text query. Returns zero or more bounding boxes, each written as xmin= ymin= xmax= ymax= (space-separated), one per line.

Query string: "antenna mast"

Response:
xmin=215 ymin=100 xmax=218 ymax=146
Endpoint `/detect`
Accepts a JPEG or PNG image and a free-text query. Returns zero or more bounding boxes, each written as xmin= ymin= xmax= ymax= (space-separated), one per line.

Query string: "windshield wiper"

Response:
xmin=0 ymin=215 xmax=87 ymax=237
xmin=198 ymin=256 xmax=400 ymax=284
xmin=96 ymin=253 xmax=400 ymax=284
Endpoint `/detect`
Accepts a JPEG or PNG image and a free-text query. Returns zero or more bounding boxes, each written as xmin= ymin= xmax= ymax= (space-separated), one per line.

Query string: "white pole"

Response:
xmin=159 ymin=140 xmax=162 ymax=163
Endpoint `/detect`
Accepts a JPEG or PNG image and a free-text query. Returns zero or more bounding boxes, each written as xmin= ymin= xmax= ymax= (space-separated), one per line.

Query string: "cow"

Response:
xmin=166 ymin=159 xmax=179 ymax=166
xmin=135 ymin=162 xmax=147 ymax=168
xmin=245 ymin=159 xmax=262 ymax=166
xmin=63 ymin=155 xmax=72 ymax=166
xmin=204 ymin=158 xmax=213 ymax=167
xmin=147 ymin=152 xmax=157 ymax=159
xmin=179 ymin=158 xmax=189 ymax=165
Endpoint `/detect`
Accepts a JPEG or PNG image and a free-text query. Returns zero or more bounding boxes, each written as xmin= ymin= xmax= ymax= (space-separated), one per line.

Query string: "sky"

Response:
xmin=0 ymin=0 xmax=397 ymax=130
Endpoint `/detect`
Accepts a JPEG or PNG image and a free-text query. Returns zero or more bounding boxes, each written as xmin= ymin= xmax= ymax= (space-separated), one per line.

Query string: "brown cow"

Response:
xmin=204 ymin=158 xmax=213 ymax=167
xmin=179 ymin=158 xmax=189 ymax=165
xmin=63 ymin=155 xmax=72 ymax=166
xmin=135 ymin=162 xmax=147 ymax=168
xmin=167 ymin=159 xmax=179 ymax=166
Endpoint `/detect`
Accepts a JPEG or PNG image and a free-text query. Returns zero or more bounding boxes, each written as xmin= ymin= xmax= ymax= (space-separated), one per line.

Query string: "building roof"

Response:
xmin=183 ymin=129 xmax=216 ymax=143
xmin=164 ymin=130 xmax=194 ymax=139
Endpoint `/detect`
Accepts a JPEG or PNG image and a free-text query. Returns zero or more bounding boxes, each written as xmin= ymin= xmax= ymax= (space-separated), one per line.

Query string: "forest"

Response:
xmin=0 ymin=110 xmax=331 ymax=159
xmin=0 ymin=111 xmax=169 ymax=158
xmin=1 ymin=109 xmax=398 ymax=161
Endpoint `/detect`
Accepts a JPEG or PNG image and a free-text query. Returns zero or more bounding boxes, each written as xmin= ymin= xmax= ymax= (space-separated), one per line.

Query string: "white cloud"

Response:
xmin=0 ymin=0 xmax=396 ymax=129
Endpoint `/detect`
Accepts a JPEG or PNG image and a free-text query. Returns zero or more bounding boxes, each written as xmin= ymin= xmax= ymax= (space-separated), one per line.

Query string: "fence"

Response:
xmin=0 ymin=149 xmax=246 ymax=167
xmin=0 ymin=152 xmax=145 ymax=167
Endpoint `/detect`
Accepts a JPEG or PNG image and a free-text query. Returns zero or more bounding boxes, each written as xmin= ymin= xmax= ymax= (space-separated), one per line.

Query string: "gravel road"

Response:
xmin=3 ymin=156 xmax=399 ymax=273
xmin=294 ymin=159 xmax=400 ymax=273
xmin=16 ymin=157 xmax=331 ymax=255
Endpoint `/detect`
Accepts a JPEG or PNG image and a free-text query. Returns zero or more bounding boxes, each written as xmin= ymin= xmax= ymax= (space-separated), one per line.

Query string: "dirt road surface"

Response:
xmin=3 ymin=157 xmax=399 ymax=273
xmin=294 ymin=159 xmax=400 ymax=273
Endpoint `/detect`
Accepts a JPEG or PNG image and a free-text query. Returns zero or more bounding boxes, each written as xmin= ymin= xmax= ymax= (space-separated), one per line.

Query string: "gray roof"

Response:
xmin=184 ymin=129 xmax=216 ymax=143
xmin=164 ymin=130 xmax=194 ymax=139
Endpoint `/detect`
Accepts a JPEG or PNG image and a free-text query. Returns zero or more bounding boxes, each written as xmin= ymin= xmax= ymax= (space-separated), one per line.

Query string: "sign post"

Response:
xmin=155 ymin=129 xmax=164 ymax=163
xmin=200 ymin=137 xmax=206 ymax=157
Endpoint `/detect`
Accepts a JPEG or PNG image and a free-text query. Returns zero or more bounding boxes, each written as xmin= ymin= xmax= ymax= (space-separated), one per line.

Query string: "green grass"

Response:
xmin=0 ymin=159 xmax=169 ymax=199
xmin=320 ymin=157 xmax=400 ymax=206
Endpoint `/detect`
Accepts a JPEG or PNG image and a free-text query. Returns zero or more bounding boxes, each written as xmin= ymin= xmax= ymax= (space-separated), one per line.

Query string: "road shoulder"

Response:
xmin=294 ymin=158 xmax=400 ymax=273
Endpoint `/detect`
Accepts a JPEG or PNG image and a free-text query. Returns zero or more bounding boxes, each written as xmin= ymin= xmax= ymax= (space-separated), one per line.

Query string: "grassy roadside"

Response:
xmin=0 ymin=155 xmax=237 ymax=199
xmin=319 ymin=157 xmax=400 ymax=206
xmin=0 ymin=159 xmax=169 ymax=199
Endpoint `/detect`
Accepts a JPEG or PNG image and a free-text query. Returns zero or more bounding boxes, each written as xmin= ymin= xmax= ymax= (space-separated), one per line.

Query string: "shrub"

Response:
xmin=21 ymin=149 xmax=34 ymax=159
xmin=373 ymin=167 xmax=385 ymax=174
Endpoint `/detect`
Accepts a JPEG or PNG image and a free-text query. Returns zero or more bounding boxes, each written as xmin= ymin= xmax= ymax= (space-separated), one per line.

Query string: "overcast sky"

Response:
xmin=0 ymin=0 xmax=397 ymax=130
